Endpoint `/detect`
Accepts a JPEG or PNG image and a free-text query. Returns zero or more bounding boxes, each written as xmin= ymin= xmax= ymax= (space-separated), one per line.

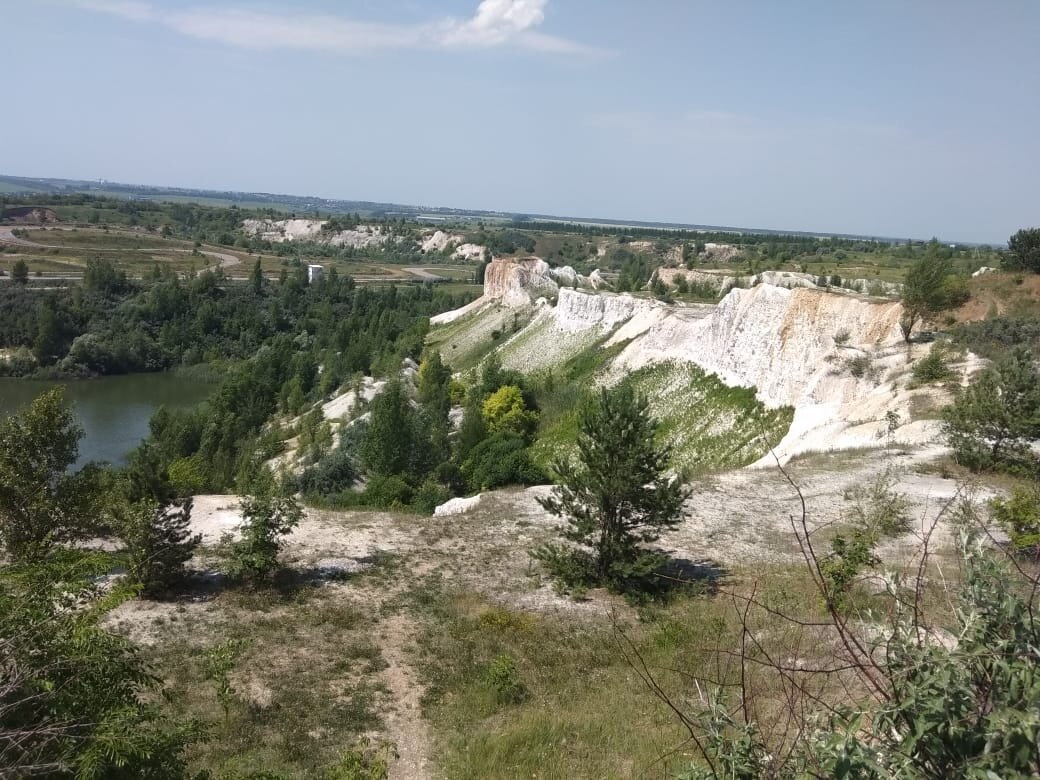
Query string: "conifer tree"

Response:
xmin=121 ymin=498 xmax=200 ymax=598
xmin=535 ymin=383 xmax=687 ymax=590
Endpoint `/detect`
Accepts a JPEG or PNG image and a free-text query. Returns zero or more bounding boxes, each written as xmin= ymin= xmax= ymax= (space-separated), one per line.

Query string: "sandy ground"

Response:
xmin=105 ymin=444 xmax=992 ymax=779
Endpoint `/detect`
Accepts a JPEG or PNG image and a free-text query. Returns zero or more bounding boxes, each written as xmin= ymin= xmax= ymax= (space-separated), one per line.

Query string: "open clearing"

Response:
xmin=106 ymin=445 xmax=984 ymax=778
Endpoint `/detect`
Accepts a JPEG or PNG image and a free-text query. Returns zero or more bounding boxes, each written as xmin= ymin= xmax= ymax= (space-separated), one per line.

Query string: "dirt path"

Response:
xmin=402 ymin=267 xmax=449 ymax=282
xmin=0 ymin=226 xmax=241 ymax=272
xmin=108 ymin=444 xmax=985 ymax=778
xmin=379 ymin=613 xmax=431 ymax=780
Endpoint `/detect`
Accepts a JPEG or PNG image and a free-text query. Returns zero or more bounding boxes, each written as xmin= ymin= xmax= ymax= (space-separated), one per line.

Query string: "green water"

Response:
xmin=0 ymin=373 xmax=216 ymax=467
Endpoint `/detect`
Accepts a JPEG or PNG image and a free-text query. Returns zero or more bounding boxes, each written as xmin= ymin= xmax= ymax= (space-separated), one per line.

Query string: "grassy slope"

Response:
xmin=412 ymin=566 xmax=831 ymax=778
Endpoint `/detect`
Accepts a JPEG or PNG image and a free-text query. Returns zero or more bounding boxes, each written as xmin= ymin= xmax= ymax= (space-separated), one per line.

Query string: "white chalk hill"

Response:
xmin=430 ymin=257 xmax=957 ymax=465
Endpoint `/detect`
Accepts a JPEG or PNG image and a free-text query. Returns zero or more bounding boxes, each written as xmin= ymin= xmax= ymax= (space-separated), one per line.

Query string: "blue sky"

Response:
xmin=3 ymin=1 xmax=1038 ymax=242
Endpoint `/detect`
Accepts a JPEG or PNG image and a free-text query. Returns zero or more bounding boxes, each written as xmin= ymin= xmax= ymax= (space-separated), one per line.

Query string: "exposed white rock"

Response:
xmin=433 ymin=257 xmax=951 ymax=462
xmin=322 ymin=377 xmax=385 ymax=420
xmin=549 ymin=265 xmax=583 ymax=288
xmin=554 ymin=288 xmax=657 ymax=333
xmin=242 ymin=218 xmax=326 ymax=243
xmin=434 ymin=495 xmax=482 ymax=517
xmin=241 ymin=218 xmax=393 ymax=249
xmin=972 ymin=266 xmax=998 ymax=277
xmin=420 ymin=230 xmax=462 ymax=253
xmin=452 ymin=243 xmax=486 ymax=261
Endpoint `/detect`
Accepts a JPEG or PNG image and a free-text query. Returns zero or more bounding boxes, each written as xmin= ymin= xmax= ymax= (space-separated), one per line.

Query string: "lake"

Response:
xmin=0 ymin=373 xmax=216 ymax=467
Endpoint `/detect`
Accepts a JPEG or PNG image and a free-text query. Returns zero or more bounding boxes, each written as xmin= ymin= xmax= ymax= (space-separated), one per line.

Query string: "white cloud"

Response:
xmin=71 ymin=0 xmax=596 ymax=55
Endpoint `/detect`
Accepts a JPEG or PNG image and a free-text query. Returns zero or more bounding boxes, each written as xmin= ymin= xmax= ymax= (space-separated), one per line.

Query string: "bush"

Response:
xmin=361 ymin=474 xmax=413 ymax=508
xmin=990 ymin=486 xmax=1040 ymax=555
xmin=225 ymin=476 xmax=303 ymax=584
xmin=298 ymin=446 xmax=357 ymax=496
xmin=119 ymin=498 xmax=200 ymax=598
xmin=845 ymin=353 xmax=873 ymax=379
xmin=911 ymin=345 xmax=956 ymax=385
xmin=412 ymin=478 xmax=451 ymax=515
xmin=461 ymin=432 xmax=545 ymax=492
xmin=482 ymin=655 xmax=527 ymax=706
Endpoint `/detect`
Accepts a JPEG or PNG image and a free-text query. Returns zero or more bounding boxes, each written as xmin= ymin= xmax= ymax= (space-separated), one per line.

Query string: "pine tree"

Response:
xmin=942 ymin=345 xmax=1040 ymax=471
xmin=535 ymin=383 xmax=687 ymax=591
xmin=121 ymin=498 xmax=201 ymax=598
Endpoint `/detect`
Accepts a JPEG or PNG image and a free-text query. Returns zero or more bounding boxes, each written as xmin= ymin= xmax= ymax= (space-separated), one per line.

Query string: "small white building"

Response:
xmin=307 ymin=264 xmax=324 ymax=284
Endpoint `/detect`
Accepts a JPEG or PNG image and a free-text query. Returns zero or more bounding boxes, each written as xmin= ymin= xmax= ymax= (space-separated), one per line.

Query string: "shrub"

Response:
xmin=298 ymin=446 xmax=357 ymax=496
xmin=412 ymin=478 xmax=451 ymax=515
xmin=481 ymin=384 xmax=538 ymax=439
xmin=845 ymin=353 xmax=873 ymax=379
xmin=361 ymin=475 xmax=414 ymax=508
xmin=461 ymin=432 xmax=545 ymax=492
xmin=833 ymin=328 xmax=851 ymax=346
xmin=225 ymin=475 xmax=303 ymax=584
xmin=482 ymin=655 xmax=527 ymax=706
xmin=911 ymin=345 xmax=956 ymax=385
xmin=990 ymin=486 xmax=1040 ymax=555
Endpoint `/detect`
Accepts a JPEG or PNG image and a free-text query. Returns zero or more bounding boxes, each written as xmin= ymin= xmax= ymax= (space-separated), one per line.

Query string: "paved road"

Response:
xmin=0 ymin=226 xmax=242 ymax=272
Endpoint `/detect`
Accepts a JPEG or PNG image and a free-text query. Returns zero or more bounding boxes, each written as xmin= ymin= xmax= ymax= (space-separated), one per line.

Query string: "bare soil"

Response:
xmin=106 ymin=444 xmax=987 ymax=778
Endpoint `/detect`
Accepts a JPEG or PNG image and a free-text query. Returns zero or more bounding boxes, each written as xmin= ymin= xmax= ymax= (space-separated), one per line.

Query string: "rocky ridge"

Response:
xmin=432 ymin=257 xmax=956 ymax=462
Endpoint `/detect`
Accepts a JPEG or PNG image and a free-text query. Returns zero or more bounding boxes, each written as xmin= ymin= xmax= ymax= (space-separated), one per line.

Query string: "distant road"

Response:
xmin=0 ymin=226 xmax=242 ymax=272
xmin=402 ymin=267 xmax=450 ymax=282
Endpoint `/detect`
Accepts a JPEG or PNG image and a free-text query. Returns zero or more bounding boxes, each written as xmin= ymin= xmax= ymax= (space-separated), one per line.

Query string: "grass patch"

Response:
xmin=410 ymin=568 xmax=840 ymax=779
xmin=140 ymin=592 xmax=389 ymax=778
xmin=533 ymin=359 xmax=793 ymax=474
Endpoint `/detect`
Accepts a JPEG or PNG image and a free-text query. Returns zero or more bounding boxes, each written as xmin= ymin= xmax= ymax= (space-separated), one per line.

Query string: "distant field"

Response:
xmin=19 ymin=228 xmax=195 ymax=250
xmin=0 ymin=181 xmax=47 ymax=194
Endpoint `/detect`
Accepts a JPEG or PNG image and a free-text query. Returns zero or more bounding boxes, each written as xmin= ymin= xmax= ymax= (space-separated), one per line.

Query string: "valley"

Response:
xmin=1 ymin=192 xmax=1037 ymax=779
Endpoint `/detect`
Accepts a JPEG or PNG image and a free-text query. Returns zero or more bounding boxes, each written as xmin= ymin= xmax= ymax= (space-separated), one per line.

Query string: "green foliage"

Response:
xmin=204 ymin=638 xmax=245 ymax=725
xmin=942 ymin=345 xmax=1040 ymax=472
xmin=118 ymin=498 xmax=200 ymax=598
xmin=225 ymin=475 xmax=303 ymax=584
xmin=322 ymin=739 xmax=391 ymax=780
xmin=460 ymin=431 xmax=546 ymax=492
xmin=1004 ymin=227 xmax=1040 ymax=273
xmin=11 ymin=258 xmax=28 ymax=284
xmin=675 ymin=693 xmax=772 ymax=780
xmin=676 ymin=533 xmax=1040 ymax=778
xmin=412 ymin=478 xmax=452 ymax=515
xmin=901 ymin=239 xmax=960 ymax=340
xmin=358 ymin=474 xmax=414 ymax=508
xmin=482 ymin=655 xmax=528 ymax=706
xmin=297 ymin=445 xmax=358 ymax=496
xmin=990 ymin=485 xmax=1040 ymax=555
xmin=0 ymin=555 xmax=202 ymax=777
xmin=911 ymin=344 xmax=956 ymax=385
xmin=953 ymin=316 xmax=1040 ymax=360
xmin=359 ymin=381 xmax=430 ymax=479
xmin=0 ymin=388 xmax=101 ymax=562
xmin=167 ymin=455 xmax=208 ymax=496
xmin=481 ymin=384 xmax=538 ymax=438
xmin=534 ymin=383 xmax=687 ymax=593
xmin=820 ymin=528 xmax=880 ymax=610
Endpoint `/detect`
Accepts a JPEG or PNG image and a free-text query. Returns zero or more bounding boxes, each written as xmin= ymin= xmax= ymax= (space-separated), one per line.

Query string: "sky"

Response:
xmin=3 ymin=1 xmax=1039 ymax=243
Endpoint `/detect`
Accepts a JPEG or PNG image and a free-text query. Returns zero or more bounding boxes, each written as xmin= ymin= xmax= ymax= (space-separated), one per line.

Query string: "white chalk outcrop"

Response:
xmin=242 ymin=218 xmax=393 ymax=249
xmin=433 ymin=264 xmax=949 ymax=461
xmin=430 ymin=258 xmax=591 ymax=326
xmin=433 ymin=494 xmax=482 ymax=517
xmin=420 ymin=230 xmax=463 ymax=253
xmin=452 ymin=243 xmax=486 ymax=261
